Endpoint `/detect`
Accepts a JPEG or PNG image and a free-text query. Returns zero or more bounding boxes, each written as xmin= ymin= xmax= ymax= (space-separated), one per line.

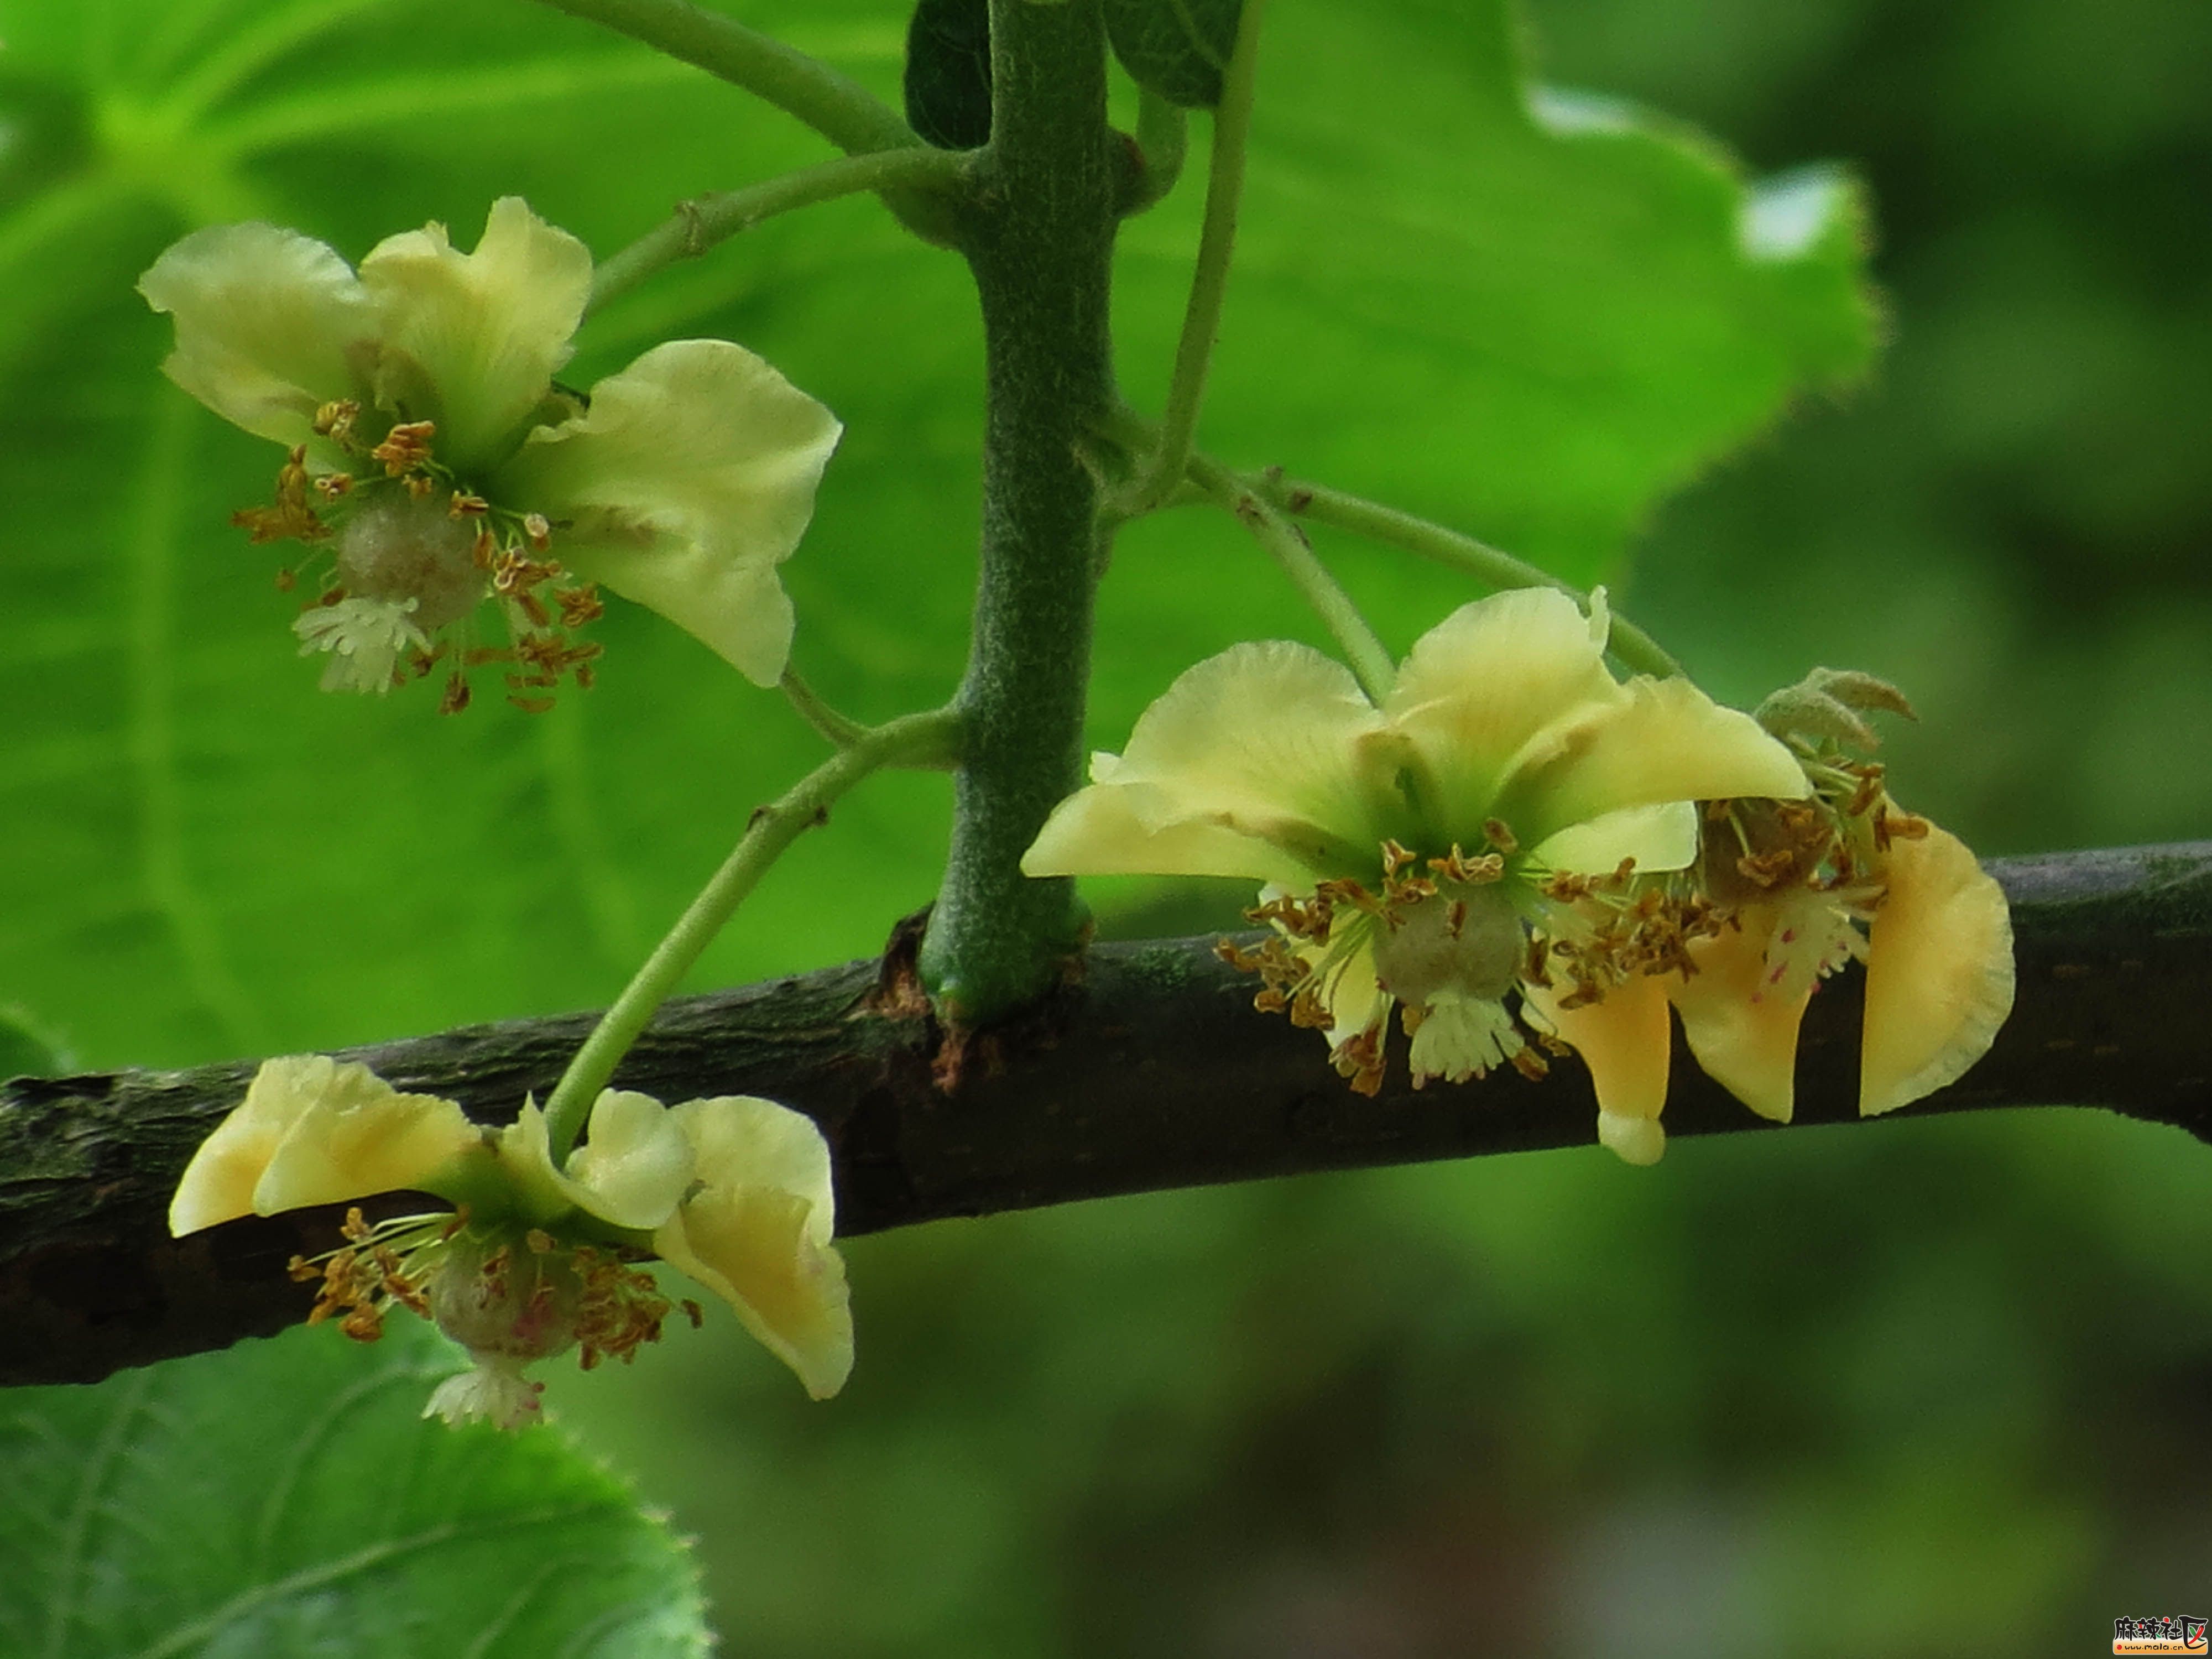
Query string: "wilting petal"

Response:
xmin=1385 ymin=589 xmax=1625 ymax=832
xmin=359 ymin=196 xmax=592 ymax=472
xmin=555 ymin=1090 xmax=696 ymax=1231
xmin=653 ymin=1097 xmax=852 ymax=1399
xmin=1494 ymin=676 xmax=1808 ymax=855
xmin=1672 ymin=910 xmax=1810 ymax=1123
xmin=498 ymin=340 xmax=840 ymax=686
xmin=1525 ymin=969 xmax=1674 ymax=1162
xmin=1860 ymin=823 xmax=2015 ymax=1117
xmin=246 ymin=1057 xmax=479 ymax=1218
xmin=1069 ymin=640 xmax=1400 ymax=873
xmin=138 ymin=223 xmax=374 ymax=452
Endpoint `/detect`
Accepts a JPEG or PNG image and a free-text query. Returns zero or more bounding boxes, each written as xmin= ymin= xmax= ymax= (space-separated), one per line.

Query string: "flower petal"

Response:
xmin=497 ymin=340 xmax=840 ymax=686
xmin=1525 ymin=969 xmax=1674 ymax=1141
xmin=1056 ymin=640 xmax=1400 ymax=877
xmin=244 ymin=1057 xmax=479 ymax=1217
xmin=170 ymin=1055 xmax=322 ymax=1235
xmin=1859 ymin=823 xmax=2015 ymax=1117
xmin=559 ymin=1089 xmax=696 ymax=1230
xmin=358 ymin=196 xmax=591 ymax=472
xmin=1022 ymin=779 xmax=1320 ymax=887
xmin=1384 ymin=589 xmax=1626 ymax=833
xmin=138 ymin=223 xmax=374 ymax=452
xmin=653 ymin=1097 xmax=853 ymax=1399
xmin=1529 ymin=800 xmax=1699 ymax=877
xmin=1671 ymin=909 xmax=1810 ymax=1123
xmin=1493 ymin=676 xmax=1808 ymax=854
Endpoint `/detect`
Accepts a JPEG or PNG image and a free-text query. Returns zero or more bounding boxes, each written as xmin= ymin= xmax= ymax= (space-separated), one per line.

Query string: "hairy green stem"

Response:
xmin=1255 ymin=474 xmax=1682 ymax=679
xmin=589 ymin=148 xmax=974 ymax=314
xmin=542 ymin=706 xmax=961 ymax=1159
xmin=1187 ymin=452 xmax=1396 ymax=701
xmin=917 ymin=0 xmax=1121 ymax=1025
xmin=530 ymin=0 xmax=917 ymax=155
xmin=1120 ymin=0 xmax=1267 ymax=514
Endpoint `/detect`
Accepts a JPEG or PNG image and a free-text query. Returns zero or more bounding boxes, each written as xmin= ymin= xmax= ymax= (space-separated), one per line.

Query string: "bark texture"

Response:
xmin=3 ymin=842 xmax=2208 ymax=1385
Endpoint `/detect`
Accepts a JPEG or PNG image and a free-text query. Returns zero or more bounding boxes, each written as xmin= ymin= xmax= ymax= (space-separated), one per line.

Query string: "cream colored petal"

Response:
xmin=1529 ymin=800 xmax=1699 ymax=877
xmin=652 ymin=1097 xmax=851 ymax=1398
xmin=1494 ymin=677 xmax=1808 ymax=854
xmin=1022 ymin=781 xmax=1319 ymax=888
xmin=496 ymin=339 xmax=839 ymax=686
xmin=170 ymin=1054 xmax=327 ymax=1234
xmin=247 ymin=1058 xmax=479 ymax=1217
xmin=138 ymin=223 xmax=374 ymax=451
xmin=358 ymin=196 xmax=592 ymax=472
xmin=1076 ymin=640 xmax=1401 ymax=870
xmin=1672 ymin=910 xmax=1811 ymax=1123
xmin=558 ymin=1089 xmax=695 ymax=1230
xmin=1524 ymin=969 xmax=1673 ymax=1125
xmin=1860 ymin=823 xmax=2015 ymax=1117
xmin=1383 ymin=589 xmax=1626 ymax=832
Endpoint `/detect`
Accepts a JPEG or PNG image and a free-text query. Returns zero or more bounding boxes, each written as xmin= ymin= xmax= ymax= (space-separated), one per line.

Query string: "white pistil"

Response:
xmin=423 ymin=1356 xmax=545 ymax=1430
xmin=1406 ymin=987 xmax=1525 ymax=1086
xmin=294 ymin=597 xmax=429 ymax=694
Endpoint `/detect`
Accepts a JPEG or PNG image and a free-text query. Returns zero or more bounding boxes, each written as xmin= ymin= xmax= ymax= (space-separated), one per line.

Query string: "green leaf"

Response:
xmin=0 ymin=0 xmax=1873 ymax=1072
xmin=1103 ymin=0 xmax=1241 ymax=109
xmin=0 ymin=1317 xmax=710 ymax=1658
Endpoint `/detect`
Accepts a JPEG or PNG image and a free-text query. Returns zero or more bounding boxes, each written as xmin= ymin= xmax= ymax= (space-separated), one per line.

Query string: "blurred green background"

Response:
xmin=3 ymin=0 xmax=2208 ymax=1653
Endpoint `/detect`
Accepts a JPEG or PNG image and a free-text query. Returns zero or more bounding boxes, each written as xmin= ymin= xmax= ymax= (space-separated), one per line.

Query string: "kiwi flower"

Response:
xmin=138 ymin=197 xmax=841 ymax=711
xmin=1536 ymin=672 xmax=2015 ymax=1151
xmin=170 ymin=1055 xmax=853 ymax=1428
xmin=1022 ymin=589 xmax=1808 ymax=1156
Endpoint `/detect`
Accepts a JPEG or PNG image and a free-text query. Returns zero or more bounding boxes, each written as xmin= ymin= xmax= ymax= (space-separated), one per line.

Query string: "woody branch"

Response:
xmin=2 ymin=841 xmax=2207 ymax=1386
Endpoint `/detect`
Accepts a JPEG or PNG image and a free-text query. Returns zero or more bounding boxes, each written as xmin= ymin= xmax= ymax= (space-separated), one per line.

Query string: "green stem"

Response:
xmin=1120 ymin=0 xmax=1267 ymax=515
xmin=589 ymin=148 xmax=974 ymax=314
xmin=1186 ymin=452 xmax=1396 ymax=702
xmin=542 ymin=705 xmax=962 ymax=1160
xmin=1255 ymin=475 xmax=1682 ymax=679
xmin=916 ymin=0 xmax=1120 ymax=1026
xmin=529 ymin=0 xmax=919 ymax=154
xmin=779 ymin=667 xmax=870 ymax=750
xmin=1121 ymin=90 xmax=1189 ymax=216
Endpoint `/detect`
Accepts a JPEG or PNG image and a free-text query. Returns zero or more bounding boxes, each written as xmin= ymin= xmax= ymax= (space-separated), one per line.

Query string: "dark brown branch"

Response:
xmin=4 ymin=843 xmax=2208 ymax=1385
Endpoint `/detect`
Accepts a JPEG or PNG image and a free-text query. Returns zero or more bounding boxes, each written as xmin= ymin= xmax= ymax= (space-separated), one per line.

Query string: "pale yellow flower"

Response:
xmin=171 ymin=1055 xmax=853 ymax=1425
xmin=138 ymin=197 xmax=841 ymax=706
xmin=1023 ymin=589 xmax=1808 ymax=1134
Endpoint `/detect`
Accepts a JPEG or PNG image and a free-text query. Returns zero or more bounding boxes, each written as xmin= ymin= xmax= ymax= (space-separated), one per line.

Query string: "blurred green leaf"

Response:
xmin=904 ymin=0 xmax=993 ymax=149
xmin=1103 ymin=0 xmax=1241 ymax=109
xmin=0 ymin=1004 xmax=67 ymax=1077
xmin=0 ymin=0 xmax=1870 ymax=1073
xmin=0 ymin=1317 xmax=709 ymax=1658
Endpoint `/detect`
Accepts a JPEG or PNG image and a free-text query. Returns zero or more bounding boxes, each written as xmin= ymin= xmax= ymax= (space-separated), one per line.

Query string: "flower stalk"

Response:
xmin=1118 ymin=0 xmax=1269 ymax=515
xmin=1185 ymin=451 xmax=1396 ymax=703
xmin=588 ymin=147 xmax=977 ymax=315
xmin=1253 ymin=473 xmax=1683 ymax=680
xmin=543 ymin=703 xmax=961 ymax=1160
